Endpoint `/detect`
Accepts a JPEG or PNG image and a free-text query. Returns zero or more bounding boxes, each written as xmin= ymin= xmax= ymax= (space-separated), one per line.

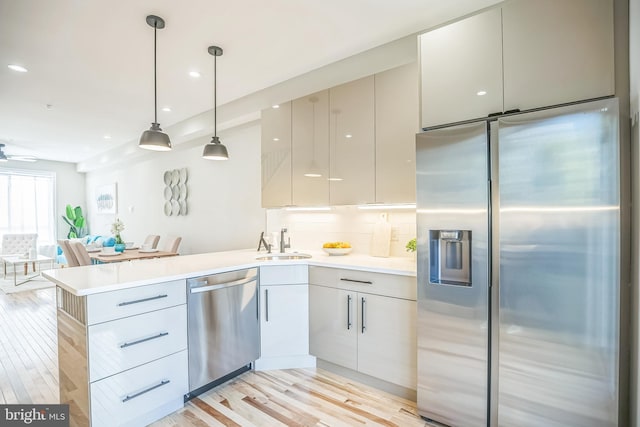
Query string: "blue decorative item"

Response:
xmin=104 ymin=237 xmax=116 ymax=247
xmin=114 ymin=243 xmax=126 ymax=253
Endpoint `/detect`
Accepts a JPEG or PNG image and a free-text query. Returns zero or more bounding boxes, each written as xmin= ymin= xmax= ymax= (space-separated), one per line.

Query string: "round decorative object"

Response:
xmin=179 ymin=201 xmax=187 ymax=215
xmin=179 ymin=183 xmax=187 ymax=200
xmin=171 ymin=185 xmax=179 ymax=199
xmin=179 ymin=168 xmax=188 ymax=184
xmin=164 ymin=201 xmax=172 ymax=216
xmin=171 ymin=200 xmax=180 ymax=216
xmin=171 ymin=169 xmax=179 ymax=185
xmin=163 ymin=186 xmax=172 ymax=200
xmin=322 ymin=248 xmax=352 ymax=256
xmin=163 ymin=171 xmax=172 ymax=185
xmin=114 ymin=243 xmax=126 ymax=253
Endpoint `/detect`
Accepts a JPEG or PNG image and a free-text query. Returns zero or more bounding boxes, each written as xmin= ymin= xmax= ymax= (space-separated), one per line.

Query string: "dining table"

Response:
xmin=89 ymin=248 xmax=178 ymax=264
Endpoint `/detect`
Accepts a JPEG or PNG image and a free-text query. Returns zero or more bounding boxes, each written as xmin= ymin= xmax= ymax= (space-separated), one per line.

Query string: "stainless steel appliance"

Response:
xmin=187 ymin=268 xmax=260 ymax=398
xmin=416 ymin=98 xmax=621 ymax=427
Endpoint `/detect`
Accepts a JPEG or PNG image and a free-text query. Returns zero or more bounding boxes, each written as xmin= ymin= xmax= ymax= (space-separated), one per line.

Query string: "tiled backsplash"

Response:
xmin=265 ymin=206 xmax=416 ymax=258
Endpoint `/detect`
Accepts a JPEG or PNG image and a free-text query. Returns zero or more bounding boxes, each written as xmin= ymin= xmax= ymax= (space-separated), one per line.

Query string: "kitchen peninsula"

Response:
xmin=43 ymin=249 xmax=416 ymax=427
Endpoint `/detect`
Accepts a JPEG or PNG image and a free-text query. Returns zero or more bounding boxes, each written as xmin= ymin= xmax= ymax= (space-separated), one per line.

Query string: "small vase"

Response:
xmin=114 ymin=243 xmax=126 ymax=253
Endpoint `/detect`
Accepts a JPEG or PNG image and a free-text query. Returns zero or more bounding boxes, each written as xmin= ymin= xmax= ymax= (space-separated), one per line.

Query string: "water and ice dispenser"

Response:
xmin=429 ymin=230 xmax=472 ymax=286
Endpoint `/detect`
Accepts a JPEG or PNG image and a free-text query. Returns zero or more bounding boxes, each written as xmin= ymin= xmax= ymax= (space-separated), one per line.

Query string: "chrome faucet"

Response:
xmin=257 ymin=232 xmax=271 ymax=253
xmin=280 ymin=227 xmax=291 ymax=253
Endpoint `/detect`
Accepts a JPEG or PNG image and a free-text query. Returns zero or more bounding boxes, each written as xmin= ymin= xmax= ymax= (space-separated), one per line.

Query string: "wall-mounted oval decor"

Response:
xmin=163 ymin=168 xmax=188 ymax=216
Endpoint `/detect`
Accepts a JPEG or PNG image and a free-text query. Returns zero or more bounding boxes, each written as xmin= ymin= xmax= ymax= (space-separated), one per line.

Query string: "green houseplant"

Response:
xmin=62 ymin=204 xmax=87 ymax=238
xmin=405 ymin=238 xmax=416 ymax=253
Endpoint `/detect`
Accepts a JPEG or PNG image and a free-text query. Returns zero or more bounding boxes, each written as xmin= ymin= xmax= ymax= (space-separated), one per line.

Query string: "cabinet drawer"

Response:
xmin=87 ymin=279 xmax=186 ymax=325
xmin=260 ymin=265 xmax=308 ymax=285
xmin=90 ymin=350 xmax=188 ymax=427
xmin=88 ymin=305 xmax=187 ymax=382
xmin=309 ymin=266 xmax=416 ymax=300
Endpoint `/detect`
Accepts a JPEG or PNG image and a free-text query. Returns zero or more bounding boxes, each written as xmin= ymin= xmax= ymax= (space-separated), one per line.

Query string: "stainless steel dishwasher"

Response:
xmin=186 ymin=267 xmax=259 ymax=398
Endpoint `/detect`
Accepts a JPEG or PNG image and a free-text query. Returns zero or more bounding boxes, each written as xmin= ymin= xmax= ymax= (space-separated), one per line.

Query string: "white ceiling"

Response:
xmin=0 ymin=0 xmax=500 ymax=164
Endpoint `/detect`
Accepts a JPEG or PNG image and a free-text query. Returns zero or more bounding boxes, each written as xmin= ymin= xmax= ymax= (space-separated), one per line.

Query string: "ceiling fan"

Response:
xmin=0 ymin=143 xmax=37 ymax=162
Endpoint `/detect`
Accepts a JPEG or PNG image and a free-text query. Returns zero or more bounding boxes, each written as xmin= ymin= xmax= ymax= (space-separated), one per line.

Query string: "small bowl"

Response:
xmin=125 ymin=241 xmax=135 ymax=249
xmin=322 ymin=247 xmax=352 ymax=256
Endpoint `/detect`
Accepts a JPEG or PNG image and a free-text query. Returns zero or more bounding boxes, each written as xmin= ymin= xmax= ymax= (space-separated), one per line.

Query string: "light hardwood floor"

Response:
xmin=0 ymin=288 xmax=430 ymax=426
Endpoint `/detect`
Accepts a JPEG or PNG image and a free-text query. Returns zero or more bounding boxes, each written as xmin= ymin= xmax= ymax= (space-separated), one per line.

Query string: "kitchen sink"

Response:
xmin=256 ymin=253 xmax=312 ymax=261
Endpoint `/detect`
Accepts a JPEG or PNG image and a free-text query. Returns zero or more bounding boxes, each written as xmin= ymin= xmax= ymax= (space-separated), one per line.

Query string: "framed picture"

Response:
xmin=95 ymin=183 xmax=117 ymax=214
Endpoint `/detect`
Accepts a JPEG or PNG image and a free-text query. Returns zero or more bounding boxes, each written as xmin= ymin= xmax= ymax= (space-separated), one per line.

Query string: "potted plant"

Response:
xmin=62 ymin=204 xmax=87 ymax=238
xmin=406 ymin=238 xmax=416 ymax=261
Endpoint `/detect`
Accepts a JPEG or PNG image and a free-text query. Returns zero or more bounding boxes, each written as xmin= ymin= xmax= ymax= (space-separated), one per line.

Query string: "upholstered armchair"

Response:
xmin=1 ymin=233 xmax=38 ymax=275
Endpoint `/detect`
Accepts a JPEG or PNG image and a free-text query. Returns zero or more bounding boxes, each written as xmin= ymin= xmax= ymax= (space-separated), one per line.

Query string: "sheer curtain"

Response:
xmin=0 ymin=169 xmax=56 ymax=246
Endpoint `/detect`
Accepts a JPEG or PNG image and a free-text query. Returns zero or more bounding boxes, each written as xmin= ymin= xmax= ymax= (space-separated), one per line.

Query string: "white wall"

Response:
xmin=630 ymin=0 xmax=639 ymax=424
xmin=85 ymin=124 xmax=263 ymax=255
xmin=0 ymin=160 xmax=86 ymax=243
xmin=266 ymin=207 xmax=416 ymax=258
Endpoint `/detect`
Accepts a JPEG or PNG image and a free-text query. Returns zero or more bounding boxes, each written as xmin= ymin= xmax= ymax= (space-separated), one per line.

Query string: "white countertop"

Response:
xmin=42 ymin=248 xmax=416 ymax=296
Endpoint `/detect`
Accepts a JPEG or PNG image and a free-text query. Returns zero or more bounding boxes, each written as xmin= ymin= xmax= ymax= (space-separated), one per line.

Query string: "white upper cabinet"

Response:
xmin=502 ymin=0 xmax=614 ymax=112
xmin=329 ymin=76 xmax=376 ymax=205
xmin=419 ymin=0 xmax=614 ymax=128
xmin=292 ymin=90 xmax=330 ymax=206
xmin=419 ymin=8 xmax=504 ymax=128
xmin=261 ymin=102 xmax=292 ymax=207
xmin=375 ymin=62 xmax=419 ymax=204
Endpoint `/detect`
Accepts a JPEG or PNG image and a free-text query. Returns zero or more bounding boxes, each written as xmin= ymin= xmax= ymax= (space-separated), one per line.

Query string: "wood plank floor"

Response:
xmin=0 ymin=288 xmax=431 ymax=426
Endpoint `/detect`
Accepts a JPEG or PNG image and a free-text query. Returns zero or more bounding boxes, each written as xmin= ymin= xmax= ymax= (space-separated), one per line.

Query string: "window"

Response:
xmin=0 ymin=169 xmax=56 ymax=246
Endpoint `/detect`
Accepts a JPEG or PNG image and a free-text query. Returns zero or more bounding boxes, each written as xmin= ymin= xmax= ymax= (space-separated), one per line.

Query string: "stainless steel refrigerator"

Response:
xmin=416 ymin=98 xmax=621 ymax=427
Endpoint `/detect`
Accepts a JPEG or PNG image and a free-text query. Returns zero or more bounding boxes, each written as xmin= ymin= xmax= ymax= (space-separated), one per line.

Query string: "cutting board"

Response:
xmin=371 ymin=215 xmax=391 ymax=257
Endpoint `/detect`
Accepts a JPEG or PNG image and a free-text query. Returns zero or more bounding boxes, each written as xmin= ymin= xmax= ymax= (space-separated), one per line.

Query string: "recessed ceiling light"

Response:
xmin=273 ymin=137 xmax=279 ymax=142
xmin=189 ymin=71 xmax=201 ymax=78
xmin=103 ymin=135 xmax=111 ymax=140
xmin=162 ymin=106 xmax=171 ymax=112
xmin=8 ymin=64 xmax=28 ymax=73
xmin=272 ymin=104 xmax=280 ymax=109
xmin=476 ymin=90 xmax=487 ymax=96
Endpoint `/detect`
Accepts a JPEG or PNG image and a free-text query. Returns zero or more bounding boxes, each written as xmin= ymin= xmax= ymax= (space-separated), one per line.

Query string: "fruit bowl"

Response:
xmin=322 ymin=247 xmax=352 ymax=256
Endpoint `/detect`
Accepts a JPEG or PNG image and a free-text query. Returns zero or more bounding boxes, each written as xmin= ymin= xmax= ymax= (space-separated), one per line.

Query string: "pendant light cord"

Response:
xmin=213 ymin=53 xmax=217 ymax=137
xmin=153 ymin=23 xmax=158 ymax=125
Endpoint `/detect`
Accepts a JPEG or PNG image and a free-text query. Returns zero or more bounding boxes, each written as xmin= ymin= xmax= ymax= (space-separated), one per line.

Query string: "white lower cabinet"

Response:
xmin=90 ymin=350 xmax=188 ymax=427
xmin=57 ymin=280 xmax=188 ymax=427
xmin=255 ymin=265 xmax=315 ymax=370
xmin=309 ymin=267 xmax=417 ymax=390
xmin=356 ymin=294 xmax=417 ymax=389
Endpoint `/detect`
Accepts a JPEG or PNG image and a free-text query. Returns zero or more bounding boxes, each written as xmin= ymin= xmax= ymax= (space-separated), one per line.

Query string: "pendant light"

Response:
xmin=139 ymin=15 xmax=172 ymax=151
xmin=202 ymin=46 xmax=229 ymax=160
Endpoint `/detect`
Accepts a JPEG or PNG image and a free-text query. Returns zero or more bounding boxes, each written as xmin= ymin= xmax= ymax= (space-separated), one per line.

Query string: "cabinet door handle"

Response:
xmin=361 ymin=297 xmax=366 ymax=334
xmin=122 ymin=379 xmax=170 ymax=403
xmin=120 ymin=332 xmax=169 ymax=349
xmin=347 ymin=295 xmax=352 ymax=330
xmin=117 ymin=294 xmax=168 ymax=307
xmin=265 ymin=288 xmax=269 ymax=322
xmin=340 ymin=278 xmax=372 ymax=285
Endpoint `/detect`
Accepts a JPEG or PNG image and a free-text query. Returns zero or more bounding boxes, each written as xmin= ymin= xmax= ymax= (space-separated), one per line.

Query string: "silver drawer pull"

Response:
xmin=117 ymin=294 xmax=168 ymax=306
xmin=122 ymin=380 xmax=170 ymax=403
xmin=120 ymin=332 xmax=169 ymax=349
xmin=340 ymin=278 xmax=373 ymax=285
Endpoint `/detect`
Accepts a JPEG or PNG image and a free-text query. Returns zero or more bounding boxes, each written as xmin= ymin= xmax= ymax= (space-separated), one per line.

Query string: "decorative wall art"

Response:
xmin=95 ymin=183 xmax=117 ymax=214
xmin=163 ymin=168 xmax=188 ymax=216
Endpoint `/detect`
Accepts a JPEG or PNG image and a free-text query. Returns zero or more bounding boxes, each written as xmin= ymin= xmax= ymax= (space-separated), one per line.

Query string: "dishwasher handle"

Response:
xmin=189 ymin=276 xmax=257 ymax=294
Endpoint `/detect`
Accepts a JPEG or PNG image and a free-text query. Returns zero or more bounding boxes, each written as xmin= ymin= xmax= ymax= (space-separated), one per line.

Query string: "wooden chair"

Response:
xmin=144 ymin=235 xmax=161 ymax=249
xmin=162 ymin=237 xmax=182 ymax=254
xmin=69 ymin=241 xmax=92 ymax=266
xmin=57 ymin=239 xmax=80 ymax=267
